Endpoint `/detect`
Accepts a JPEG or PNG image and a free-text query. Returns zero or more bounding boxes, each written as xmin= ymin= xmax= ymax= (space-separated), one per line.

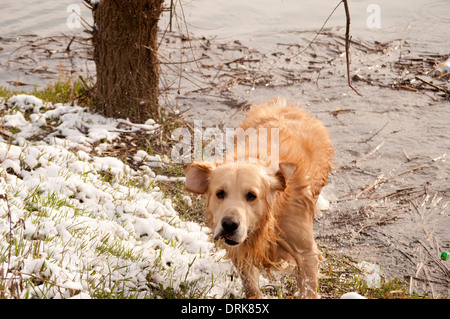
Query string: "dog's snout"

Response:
xmin=221 ymin=216 xmax=240 ymax=233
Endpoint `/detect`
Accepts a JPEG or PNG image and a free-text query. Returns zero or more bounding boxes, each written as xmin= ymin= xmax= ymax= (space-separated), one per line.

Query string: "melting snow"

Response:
xmin=0 ymin=95 xmax=239 ymax=299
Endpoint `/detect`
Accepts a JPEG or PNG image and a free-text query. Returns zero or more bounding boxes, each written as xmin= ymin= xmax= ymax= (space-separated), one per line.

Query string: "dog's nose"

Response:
xmin=221 ymin=216 xmax=240 ymax=233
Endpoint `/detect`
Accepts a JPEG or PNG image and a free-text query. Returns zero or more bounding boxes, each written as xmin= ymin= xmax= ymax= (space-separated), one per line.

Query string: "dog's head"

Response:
xmin=185 ymin=162 xmax=296 ymax=246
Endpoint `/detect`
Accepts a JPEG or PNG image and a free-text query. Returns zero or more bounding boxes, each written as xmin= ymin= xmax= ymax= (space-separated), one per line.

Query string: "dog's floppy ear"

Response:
xmin=279 ymin=162 xmax=297 ymax=180
xmin=185 ymin=163 xmax=214 ymax=194
xmin=271 ymin=162 xmax=297 ymax=191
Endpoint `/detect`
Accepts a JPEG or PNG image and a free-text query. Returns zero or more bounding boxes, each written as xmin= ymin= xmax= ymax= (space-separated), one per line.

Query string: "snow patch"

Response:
xmin=0 ymin=95 xmax=240 ymax=299
xmin=358 ymin=261 xmax=382 ymax=288
xmin=341 ymin=292 xmax=367 ymax=299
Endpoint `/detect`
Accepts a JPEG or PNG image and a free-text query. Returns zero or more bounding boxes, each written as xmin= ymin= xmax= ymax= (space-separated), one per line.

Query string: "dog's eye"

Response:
xmin=216 ymin=190 xmax=226 ymax=199
xmin=246 ymin=192 xmax=257 ymax=202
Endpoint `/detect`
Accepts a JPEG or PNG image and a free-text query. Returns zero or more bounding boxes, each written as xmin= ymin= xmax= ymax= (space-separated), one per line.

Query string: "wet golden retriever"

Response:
xmin=185 ymin=98 xmax=333 ymax=298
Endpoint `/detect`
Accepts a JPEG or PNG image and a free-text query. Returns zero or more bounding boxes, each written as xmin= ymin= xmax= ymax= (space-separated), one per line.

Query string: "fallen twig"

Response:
xmin=407 ymin=275 xmax=449 ymax=286
xmin=356 ymin=153 xmax=446 ymax=198
xmin=422 ymin=265 xmax=436 ymax=299
xmin=415 ymin=76 xmax=449 ymax=94
xmin=0 ymin=130 xmax=13 ymax=138
xmin=400 ymin=85 xmax=418 ymax=92
xmin=356 ymin=165 xmax=426 ymax=198
xmin=417 ymin=239 xmax=450 ymax=278
xmin=351 ymin=215 xmax=398 ymax=241
xmin=376 ymin=186 xmax=417 ymax=201
xmin=353 ymin=140 xmax=385 ymax=165
xmin=361 ymin=122 xmax=388 ymax=144
xmin=403 ymin=189 xmax=427 ymax=202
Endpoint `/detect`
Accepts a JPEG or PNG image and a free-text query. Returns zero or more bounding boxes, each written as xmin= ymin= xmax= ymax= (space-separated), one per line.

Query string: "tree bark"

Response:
xmin=90 ymin=0 xmax=164 ymax=123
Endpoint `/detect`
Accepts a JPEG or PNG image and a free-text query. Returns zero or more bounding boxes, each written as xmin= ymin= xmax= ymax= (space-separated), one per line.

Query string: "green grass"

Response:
xmin=318 ymin=250 xmax=415 ymax=299
xmin=0 ymin=73 xmax=94 ymax=107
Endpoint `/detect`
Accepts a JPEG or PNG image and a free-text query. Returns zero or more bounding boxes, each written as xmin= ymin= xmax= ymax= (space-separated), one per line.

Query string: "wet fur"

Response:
xmin=185 ymin=98 xmax=333 ymax=298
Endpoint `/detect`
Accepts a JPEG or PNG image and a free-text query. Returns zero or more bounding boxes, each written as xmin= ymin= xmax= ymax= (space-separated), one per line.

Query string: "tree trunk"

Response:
xmin=91 ymin=0 xmax=164 ymax=123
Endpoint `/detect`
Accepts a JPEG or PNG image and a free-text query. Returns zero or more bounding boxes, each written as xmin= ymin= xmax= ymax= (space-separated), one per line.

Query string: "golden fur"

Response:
xmin=185 ymin=98 xmax=333 ymax=298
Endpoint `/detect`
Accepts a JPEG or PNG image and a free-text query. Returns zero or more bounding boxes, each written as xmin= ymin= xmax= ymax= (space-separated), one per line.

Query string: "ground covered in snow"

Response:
xmin=0 ymin=94 xmax=245 ymax=299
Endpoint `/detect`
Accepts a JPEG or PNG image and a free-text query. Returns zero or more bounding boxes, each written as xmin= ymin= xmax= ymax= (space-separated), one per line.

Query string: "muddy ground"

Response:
xmin=161 ymin=32 xmax=450 ymax=297
xmin=1 ymin=30 xmax=449 ymax=296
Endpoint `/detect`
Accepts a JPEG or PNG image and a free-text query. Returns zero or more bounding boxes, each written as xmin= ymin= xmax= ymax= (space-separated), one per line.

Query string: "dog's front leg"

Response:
xmin=235 ymin=261 xmax=262 ymax=298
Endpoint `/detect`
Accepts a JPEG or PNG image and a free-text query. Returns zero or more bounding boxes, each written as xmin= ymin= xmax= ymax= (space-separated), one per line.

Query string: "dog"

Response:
xmin=184 ymin=98 xmax=333 ymax=298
